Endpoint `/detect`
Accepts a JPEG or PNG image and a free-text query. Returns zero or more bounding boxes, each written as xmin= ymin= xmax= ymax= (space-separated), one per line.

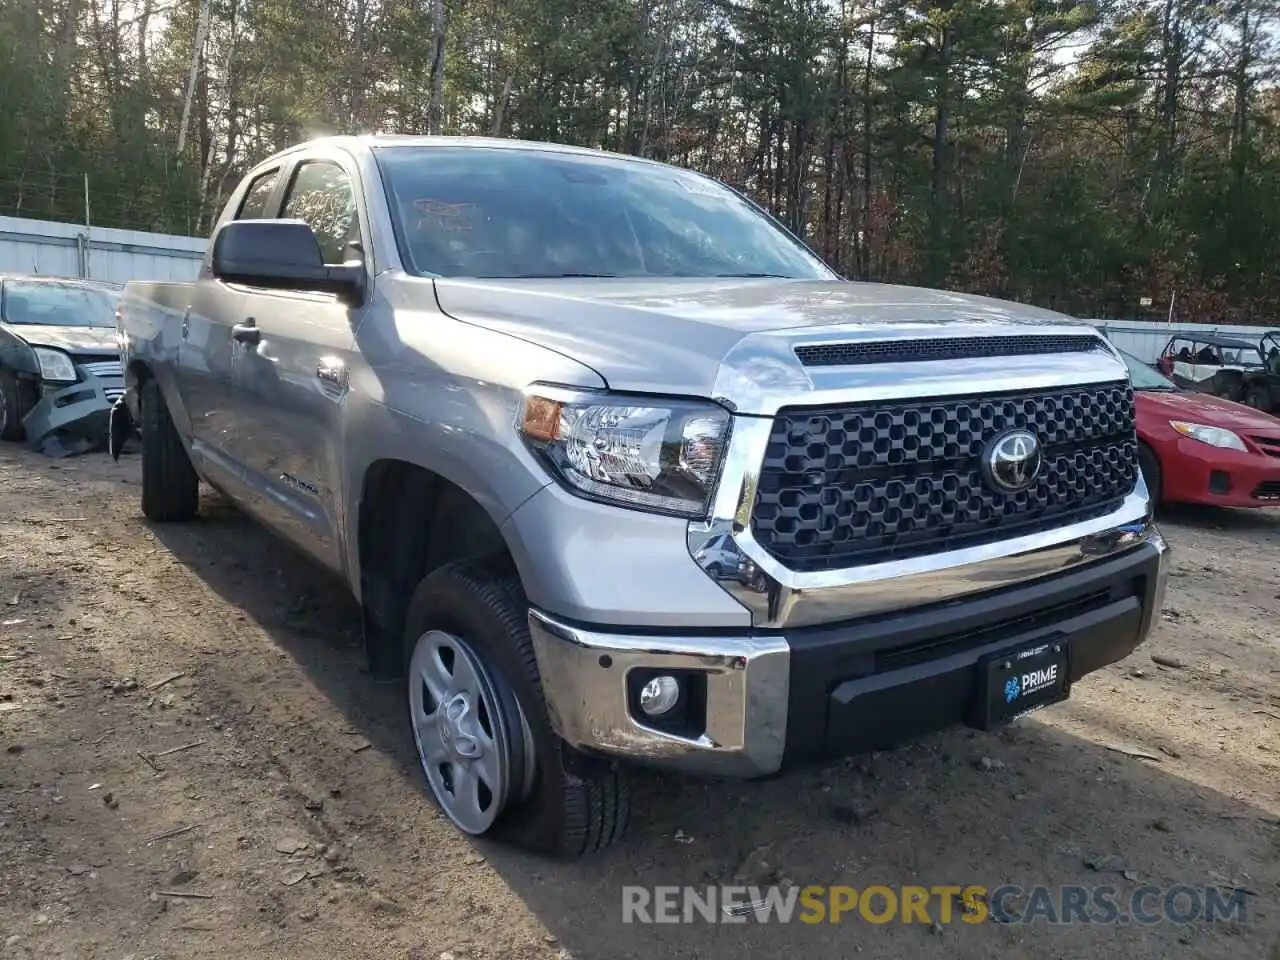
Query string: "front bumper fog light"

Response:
xmin=639 ymin=675 xmax=681 ymax=717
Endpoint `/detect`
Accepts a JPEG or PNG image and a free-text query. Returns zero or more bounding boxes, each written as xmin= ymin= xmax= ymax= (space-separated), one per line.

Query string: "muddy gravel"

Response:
xmin=0 ymin=444 xmax=1277 ymax=960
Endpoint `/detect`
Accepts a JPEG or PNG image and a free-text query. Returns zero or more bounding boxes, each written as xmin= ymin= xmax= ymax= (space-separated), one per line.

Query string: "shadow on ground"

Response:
xmin=145 ymin=492 xmax=1280 ymax=960
xmin=1157 ymin=501 xmax=1280 ymax=534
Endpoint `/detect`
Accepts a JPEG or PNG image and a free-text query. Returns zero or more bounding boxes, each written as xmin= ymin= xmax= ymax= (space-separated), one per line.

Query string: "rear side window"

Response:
xmin=281 ymin=161 xmax=361 ymax=265
xmin=236 ymin=169 xmax=279 ymax=220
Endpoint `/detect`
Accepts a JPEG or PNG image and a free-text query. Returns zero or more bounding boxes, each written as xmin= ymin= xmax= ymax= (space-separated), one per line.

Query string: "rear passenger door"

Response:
xmin=177 ymin=166 xmax=283 ymax=462
xmin=218 ymin=155 xmax=365 ymax=574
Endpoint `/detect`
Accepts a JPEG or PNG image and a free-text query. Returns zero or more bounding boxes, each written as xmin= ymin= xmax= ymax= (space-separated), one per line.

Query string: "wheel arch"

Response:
xmin=1138 ymin=438 xmax=1162 ymax=505
xmin=354 ymin=456 xmax=533 ymax=679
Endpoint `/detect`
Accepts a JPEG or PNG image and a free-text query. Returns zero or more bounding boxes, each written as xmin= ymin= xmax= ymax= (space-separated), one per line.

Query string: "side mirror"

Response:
xmin=210 ymin=219 xmax=365 ymax=307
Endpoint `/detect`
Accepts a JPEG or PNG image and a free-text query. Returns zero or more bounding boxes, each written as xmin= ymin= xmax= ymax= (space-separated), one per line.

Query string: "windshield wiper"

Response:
xmin=710 ymin=272 xmax=791 ymax=278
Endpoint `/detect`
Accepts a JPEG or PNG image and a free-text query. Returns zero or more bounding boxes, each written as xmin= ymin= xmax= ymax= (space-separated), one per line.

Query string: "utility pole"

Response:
xmin=83 ymin=173 xmax=91 ymax=278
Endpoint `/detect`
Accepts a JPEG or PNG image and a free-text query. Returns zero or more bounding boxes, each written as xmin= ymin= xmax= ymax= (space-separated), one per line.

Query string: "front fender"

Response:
xmin=339 ymin=299 xmax=608 ymax=598
xmin=339 ymin=385 xmax=563 ymax=602
xmin=0 ymin=330 xmax=40 ymax=379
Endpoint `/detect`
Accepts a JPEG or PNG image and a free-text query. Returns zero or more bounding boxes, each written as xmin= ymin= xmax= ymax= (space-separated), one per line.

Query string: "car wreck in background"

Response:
xmin=0 ymin=274 xmax=125 ymax=455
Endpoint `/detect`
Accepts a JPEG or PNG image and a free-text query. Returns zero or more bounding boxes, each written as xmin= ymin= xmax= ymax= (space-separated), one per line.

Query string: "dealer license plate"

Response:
xmin=972 ymin=636 xmax=1071 ymax=729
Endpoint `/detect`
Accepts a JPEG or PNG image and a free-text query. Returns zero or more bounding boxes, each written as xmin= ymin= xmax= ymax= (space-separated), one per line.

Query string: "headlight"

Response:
xmin=518 ymin=386 xmax=731 ymax=518
xmin=1169 ymin=420 xmax=1247 ymax=452
xmin=32 ymin=347 xmax=77 ymax=383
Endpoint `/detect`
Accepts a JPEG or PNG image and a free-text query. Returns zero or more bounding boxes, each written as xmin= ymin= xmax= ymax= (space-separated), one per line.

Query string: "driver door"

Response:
xmin=175 ymin=166 xmax=284 ymax=468
xmin=217 ymin=156 xmax=365 ymax=573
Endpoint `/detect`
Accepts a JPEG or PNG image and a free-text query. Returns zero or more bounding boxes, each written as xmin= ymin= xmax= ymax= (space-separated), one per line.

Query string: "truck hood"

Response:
xmin=0 ymin=323 xmax=119 ymax=354
xmin=431 ymin=277 xmax=1108 ymax=412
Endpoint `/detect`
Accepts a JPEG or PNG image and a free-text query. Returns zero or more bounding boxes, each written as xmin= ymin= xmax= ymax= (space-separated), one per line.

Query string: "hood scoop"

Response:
xmin=794 ymin=333 xmax=1105 ymax=367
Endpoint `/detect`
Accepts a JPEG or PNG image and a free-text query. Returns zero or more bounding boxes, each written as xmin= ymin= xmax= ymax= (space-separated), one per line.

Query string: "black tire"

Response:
xmin=1246 ymin=385 xmax=1270 ymax=411
xmin=1138 ymin=443 xmax=1162 ymax=508
xmin=0 ymin=368 xmax=36 ymax=442
xmin=139 ymin=378 xmax=199 ymax=521
xmin=403 ymin=559 xmax=631 ymax=858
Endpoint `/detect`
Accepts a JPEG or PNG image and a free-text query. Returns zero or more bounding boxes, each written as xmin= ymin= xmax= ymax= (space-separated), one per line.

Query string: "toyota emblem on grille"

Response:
xmin=982 ymin=429 xmax=1042 ymax=494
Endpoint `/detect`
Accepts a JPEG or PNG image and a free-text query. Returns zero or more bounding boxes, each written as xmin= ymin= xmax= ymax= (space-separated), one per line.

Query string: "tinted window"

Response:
xmin=281 ymin=161 xmax=360 ymax=265
xmin=2 ymin=281 xmax=120 ymax=328
xmin=237 ymin=169 xmax=279 ymax=220
xmin=374 ymin=146 xmax=836 ymax=280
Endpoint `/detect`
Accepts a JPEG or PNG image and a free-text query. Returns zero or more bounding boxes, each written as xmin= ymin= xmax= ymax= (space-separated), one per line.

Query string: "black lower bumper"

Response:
xmin=780 ymin=542 xmax=1165 ymax=767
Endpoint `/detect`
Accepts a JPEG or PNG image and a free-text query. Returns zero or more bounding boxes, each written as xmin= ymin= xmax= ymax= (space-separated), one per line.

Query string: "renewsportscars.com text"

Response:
xmin=621 ymin=883 xmax=1250 ymax=926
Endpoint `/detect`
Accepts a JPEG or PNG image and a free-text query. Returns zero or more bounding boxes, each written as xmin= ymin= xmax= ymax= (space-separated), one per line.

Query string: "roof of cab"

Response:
xmin=262 ymin=133 xmax=664 ymax=167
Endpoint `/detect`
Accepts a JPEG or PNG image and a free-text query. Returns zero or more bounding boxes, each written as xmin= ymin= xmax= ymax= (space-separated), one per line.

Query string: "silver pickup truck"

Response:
xmin=115 ymin=135 xmax=1169 ymax=858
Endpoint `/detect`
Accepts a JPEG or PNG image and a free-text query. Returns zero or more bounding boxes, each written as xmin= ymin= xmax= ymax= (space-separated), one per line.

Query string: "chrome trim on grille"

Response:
xmin=750 ymin=381 xmax=1138 ymax=571
xmin=78 ymin=360 xmax=124 ymax=380
xmin=685 ymin=325 xmax=1148 ymax=628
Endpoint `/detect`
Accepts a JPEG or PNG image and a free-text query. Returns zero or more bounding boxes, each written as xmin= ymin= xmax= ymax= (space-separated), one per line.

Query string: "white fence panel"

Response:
xmin=0 ymin=216 xmax=205 ymax=284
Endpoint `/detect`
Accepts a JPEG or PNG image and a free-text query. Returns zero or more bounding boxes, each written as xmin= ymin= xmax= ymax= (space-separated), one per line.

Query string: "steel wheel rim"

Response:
xmin=408 ymin=630 xmax=520 ymax=835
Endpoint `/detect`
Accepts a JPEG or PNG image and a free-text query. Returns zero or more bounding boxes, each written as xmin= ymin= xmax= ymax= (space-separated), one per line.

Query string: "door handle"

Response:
xmin=316 ymin=356 xmax=347 ymax=389
xmin=232 ymin=319 xmax=260 ymax=344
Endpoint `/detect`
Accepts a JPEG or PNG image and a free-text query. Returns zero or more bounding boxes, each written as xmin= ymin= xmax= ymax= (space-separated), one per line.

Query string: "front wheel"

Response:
xmin=403 ymin=560 xmax=631 ymax=857
xmin=0 ymin=369 xmax=36 ymax=442
xmin=139 ymin=378 xmax=199 ymax=521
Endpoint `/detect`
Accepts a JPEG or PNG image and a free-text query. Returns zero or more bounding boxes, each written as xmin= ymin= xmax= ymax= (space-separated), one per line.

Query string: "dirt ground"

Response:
xmin=0 ymin=443 xmax=1277 ymax=960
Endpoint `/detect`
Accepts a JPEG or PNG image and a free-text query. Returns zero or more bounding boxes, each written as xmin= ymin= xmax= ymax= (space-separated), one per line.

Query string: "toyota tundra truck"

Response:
xmin=113 ymin=135 xmax=1169 ymax=858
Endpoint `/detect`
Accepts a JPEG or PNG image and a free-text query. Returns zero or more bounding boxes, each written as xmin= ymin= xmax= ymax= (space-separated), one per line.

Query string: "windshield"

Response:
xmin=374 ymin=146 xmax=838 ymax=281
xmin=2 ymin=281 xmax=120 ymax=328
xmin=1120 ymin=349 xmax=1178 ymax=390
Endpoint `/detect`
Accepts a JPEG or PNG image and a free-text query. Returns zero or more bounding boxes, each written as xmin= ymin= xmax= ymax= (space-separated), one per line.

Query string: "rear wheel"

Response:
xmin=1138 ymin=443 xmax=1162 ymax=508
xmin=139 ymin=378 xmax=199 ymax=521
xmin=404 ymin=559 xmax=631 ymax=857
xmin=0 ymin=369 xmax=36 ymax=442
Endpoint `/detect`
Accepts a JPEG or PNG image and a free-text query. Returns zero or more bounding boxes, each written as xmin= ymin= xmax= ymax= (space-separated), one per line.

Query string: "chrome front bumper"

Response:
xmin=528 ymin=521 xmax=1169 ymax=778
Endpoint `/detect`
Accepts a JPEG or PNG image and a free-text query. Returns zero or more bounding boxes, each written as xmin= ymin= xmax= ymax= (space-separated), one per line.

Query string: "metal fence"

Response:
xmin=0 ymin=215 xmax=205 ymax=284
xmin=1089 ymin=320 xmax=1276 ymax=364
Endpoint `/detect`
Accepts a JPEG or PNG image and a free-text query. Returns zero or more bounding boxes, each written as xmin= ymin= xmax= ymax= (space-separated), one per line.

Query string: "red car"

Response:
xmin=1122 ymin=349 xmax=1280 ymax=507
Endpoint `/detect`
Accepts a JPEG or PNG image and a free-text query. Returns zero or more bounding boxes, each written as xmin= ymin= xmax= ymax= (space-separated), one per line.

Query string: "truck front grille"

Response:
xmin=751 ymin=381 xmax=1138 ymax=572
